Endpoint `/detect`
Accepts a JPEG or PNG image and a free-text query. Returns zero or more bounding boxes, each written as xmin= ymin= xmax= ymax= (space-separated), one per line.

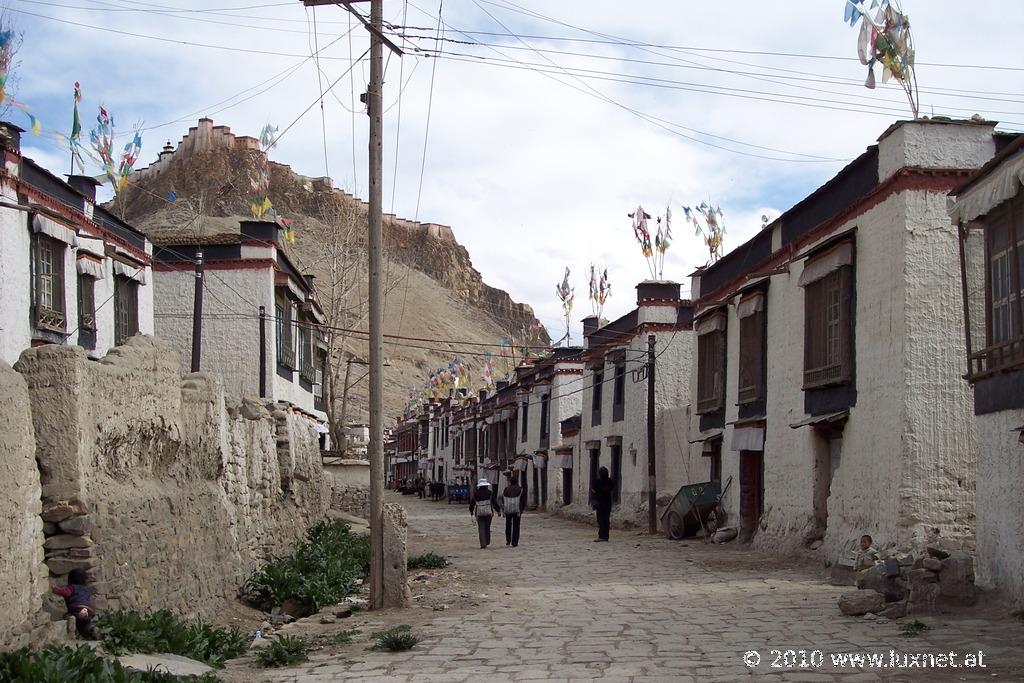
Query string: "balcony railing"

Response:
xmin=968 ymin=336 xmax=1024 ymax=380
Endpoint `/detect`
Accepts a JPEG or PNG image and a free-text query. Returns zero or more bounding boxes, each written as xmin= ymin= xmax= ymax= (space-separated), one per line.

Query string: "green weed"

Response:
xmin=243 ymin=521 xmax=370 ymax=614
xmin=254 ymin=635 xmax=310 ymax=668
xmin=331 ymin=629 xmax=361 ymax=645
xmin=0 ymin=644 xmax=223 ymax=682
xmin=94 ymin=610 xmax=247 ymax=668
xmin=407 ymin=553 xmax=450 ymax=570
xmin=369 ymin=625 xmax=418 ymax=652
xmin=900 ymin=619 xmax=930 ymax=637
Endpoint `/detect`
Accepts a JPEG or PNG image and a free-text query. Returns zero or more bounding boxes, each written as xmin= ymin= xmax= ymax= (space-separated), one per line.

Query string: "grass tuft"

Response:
xmin=899 ymin=619 xmax=930 ymax=637
xmin=254 ymin=635 xmax=311 ymax=668
xmin=369 ymin=625 xmax=418 ymax=652
xmin=331 ymin=629 xmax=361 ymax=645
xmin=406 ymin=553 xmax=449 ymax=570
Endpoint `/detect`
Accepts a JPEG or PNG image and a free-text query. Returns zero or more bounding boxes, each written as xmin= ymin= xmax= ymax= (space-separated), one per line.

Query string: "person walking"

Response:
xmin=500 ymin=472 xmax=523 ymax=547
xmin=469 ymin=478 xmax=497 ymax=548
xmin=590 ymin=466 xmax=615 ymax=542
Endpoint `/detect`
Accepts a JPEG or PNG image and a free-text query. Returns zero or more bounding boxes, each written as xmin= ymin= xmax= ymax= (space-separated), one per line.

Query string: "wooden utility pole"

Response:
xmin=646 ymin=334 xmax=657 ymax=535
xmin=302 ymin=0 xmax=402 ymax=610
xmin=190 ymin=249 xmax=204 ymax=372
xmin=366 ymin=0 xmax=385 ymax=609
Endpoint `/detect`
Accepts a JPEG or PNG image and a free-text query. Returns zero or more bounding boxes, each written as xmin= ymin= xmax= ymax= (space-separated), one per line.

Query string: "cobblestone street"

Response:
xmin=249 ymin=494 xmax=1024 ymax=682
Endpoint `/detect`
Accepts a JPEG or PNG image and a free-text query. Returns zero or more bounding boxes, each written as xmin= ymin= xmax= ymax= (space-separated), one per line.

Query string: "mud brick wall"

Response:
xmin=15 ymin=337 xmax=331 ymax=621
xmin=0 ymin=362 xmax=48 ymax=649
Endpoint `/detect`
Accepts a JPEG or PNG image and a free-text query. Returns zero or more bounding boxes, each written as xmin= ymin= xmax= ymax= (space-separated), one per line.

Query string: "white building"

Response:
xmin=512 ymin=348 xmax=584 ymax=510
xmin=685 ymin=118 xmax=1008 ymax=564
xmin=568 ymin=281 xmax=695 ymax=526
xmin=949 ymin=134 xmax=1024 ymax=607
xmin=0 ymin=123 xmax=154 ymax=366
xmin=151 ymin=220 xmax=328 ymax=427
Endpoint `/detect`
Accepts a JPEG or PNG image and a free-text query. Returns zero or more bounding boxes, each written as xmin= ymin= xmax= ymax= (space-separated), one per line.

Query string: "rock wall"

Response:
xmin=0 ymin=362 xmax=47 ymax=649
xmin=14 ymin=337 xmax=330 ymax=621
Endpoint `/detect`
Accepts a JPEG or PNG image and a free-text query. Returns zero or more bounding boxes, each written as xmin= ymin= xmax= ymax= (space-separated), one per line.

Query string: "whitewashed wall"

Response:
xmin=974 ymin=410 xmax=1024 ymax=607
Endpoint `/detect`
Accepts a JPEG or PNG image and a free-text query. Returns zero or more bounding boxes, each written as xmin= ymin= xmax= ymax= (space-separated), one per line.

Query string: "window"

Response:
xmin=113 ymin=275 xmax=139 ymax=346
xmin=313 ymin=355 xmax=325 ymax=399
xmin=32 ymin=234 xmax=66 ymax=332
xmin=987 ymin=207 xmax=1024 ymax=347
xmin=521 ymin=400 xmax=529 ymax=441
xmin=588 ymin=448 xmax=600 ymax=493
xmin=298 ymin=320 xmax=315 ymax=383
xmin=804 ymin=267 xmax=852 ymax=389
xmin=696 ymin=314 xmax=726 ymax=414
xmin=539 ymin=393 xmax=550 ymax=447
xmin=612 ymin=361 xmax=625 ymax=422
xmin=591 ymin=369 xmax=604 ymax=427
xmin=737 ymin=294 xmax=766 ymax=404
xmin=610 ymin=445 xmax=622 ymax=504
xmin=706 ymin=438 xmax=723 ymax=485
xmin=77 ymin=274 xmax=96 ymax=350
xmin=275 ymin=295 xmax=294 ymax=368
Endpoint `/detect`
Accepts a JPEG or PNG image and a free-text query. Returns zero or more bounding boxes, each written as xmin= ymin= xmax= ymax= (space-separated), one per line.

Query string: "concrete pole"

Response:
xmin=367 ymin=0 xmax=385 ymax=610
xmin=647 ymin=334 xmax=657 ymax=535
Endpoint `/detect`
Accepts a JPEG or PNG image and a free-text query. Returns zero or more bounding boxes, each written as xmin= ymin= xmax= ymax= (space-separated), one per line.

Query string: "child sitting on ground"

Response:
xmin=51 ymin=568 xmax=97 ymax=638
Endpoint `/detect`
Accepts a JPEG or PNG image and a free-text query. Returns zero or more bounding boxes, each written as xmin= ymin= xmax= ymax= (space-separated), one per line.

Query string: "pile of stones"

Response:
xmin=838 ymin=545 xmax=976 ymax=619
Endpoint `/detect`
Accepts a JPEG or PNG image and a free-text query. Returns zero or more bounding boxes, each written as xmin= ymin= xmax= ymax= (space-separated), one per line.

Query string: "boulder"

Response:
xmin=922 ymin=557 xmax=942 ymax=572
xmin=712 ymin=527 xmax=738 ymax=544
xmin=838 ymin=591 xmax=884 ymax=616
xmin=938 ymin=552 xmax=977 ymax=605
xmin=878 ymin=601 xmax=908 ymax=620
xmin=857 ymin=564 xmax=888 ymax=593
xmin=926 ymin=545 xmax=951 ymax=561
xmin=909 ymin=568 xmax=938 ymax=584
xmin=908 ymin=569 xmax=941 ymax=614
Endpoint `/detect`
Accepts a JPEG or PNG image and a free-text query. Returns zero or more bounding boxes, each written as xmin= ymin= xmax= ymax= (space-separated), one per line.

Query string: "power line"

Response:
xmin=308 ymin=4 xmax=331 ymax=179
xmin=472 ymin=0 xmax=1024 ymax=74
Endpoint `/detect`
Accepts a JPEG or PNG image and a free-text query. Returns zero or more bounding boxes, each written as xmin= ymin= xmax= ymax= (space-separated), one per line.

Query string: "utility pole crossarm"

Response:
xmin=301 ymin=0 xmax=404 ymax=56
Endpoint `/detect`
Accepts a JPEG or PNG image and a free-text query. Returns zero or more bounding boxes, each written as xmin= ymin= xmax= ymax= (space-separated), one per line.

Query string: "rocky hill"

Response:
xmin=113 ymin=118 xmax=546 ymax=421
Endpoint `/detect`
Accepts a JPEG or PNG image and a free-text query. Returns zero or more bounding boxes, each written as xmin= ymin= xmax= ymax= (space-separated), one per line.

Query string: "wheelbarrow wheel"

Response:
xmin=666 ymin=510 xmax=686 ymax=540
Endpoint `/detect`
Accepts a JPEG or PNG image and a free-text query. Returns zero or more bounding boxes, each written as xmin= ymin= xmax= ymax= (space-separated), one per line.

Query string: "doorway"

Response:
xmin=562 ymin=467 xmax=573 ymax=505
xmin=812 ymin=434 xmax=842 ymax=538
xmin=610 ymin=445 xmax=622 ymax=504
xmin=739 ymin=450 xmax=764 ymax=543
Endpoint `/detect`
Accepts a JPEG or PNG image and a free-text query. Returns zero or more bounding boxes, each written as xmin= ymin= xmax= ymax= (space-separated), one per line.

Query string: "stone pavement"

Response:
xmin=248 ymin=494 xmax=1024 ymax=682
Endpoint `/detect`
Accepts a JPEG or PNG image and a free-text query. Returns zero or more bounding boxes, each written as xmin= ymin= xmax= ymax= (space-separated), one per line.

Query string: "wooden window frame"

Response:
xmin=591 ymin=369 xmax=604 ymax=427
xmin=521 ymin=399 xmax=529 ymax=442
xmin=32 ymin=233 xmax=67 ymax=333
xmin=696 ymin=315 xmax=726 ymax=414
xmin=77 ymin=274 xmax=97 ymax=351
xmin=275 ymin=293 xmax=295 ymax=369
xmin=970 ymin=196 xmax=1024 ymax=378
xmin=298 ymin=319 xmax=316 ymax=383
xmin=113 ymin=275 xmax=139 ymax=346
xmin=539 ymin=392 xmax=550 ymax=448
xmin=737 ymin=304 xmax=766 ymax=405
xmin=612 ymin=362 xmax=625 ymax=422
xmin=803 ymin=266 xmax=853 ymax=390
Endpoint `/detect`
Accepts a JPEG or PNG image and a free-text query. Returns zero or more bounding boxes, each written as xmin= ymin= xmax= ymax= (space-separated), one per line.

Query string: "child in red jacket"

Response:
xmin=52 ymin=569 xmax=97 ymax=638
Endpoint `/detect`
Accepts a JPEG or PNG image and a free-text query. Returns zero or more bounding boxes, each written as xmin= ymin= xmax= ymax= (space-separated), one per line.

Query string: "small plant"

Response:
xmin=900 ymin=619 xmax=930 ymax=637
xmin=254 ymin=635 xmax=311 ymax=668
xmin=331 ymin=629 xmax=361 ymax=645
xmin=369 ymin=625 xmax=418 ymax=652
xmin=94 ymin=610 xmax=247 ymax=669
xmin=407 ymin=553 xmax=449 ymax=570
xmin=244 ymin=521 xmax=370 ymax=614
xmin=0 ymin=644 xmax=224 ymax=682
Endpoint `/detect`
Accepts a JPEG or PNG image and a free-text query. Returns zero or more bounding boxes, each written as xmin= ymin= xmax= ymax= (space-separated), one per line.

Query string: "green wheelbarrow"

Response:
xmin=659 ymin=478 xmax=730 ymax=540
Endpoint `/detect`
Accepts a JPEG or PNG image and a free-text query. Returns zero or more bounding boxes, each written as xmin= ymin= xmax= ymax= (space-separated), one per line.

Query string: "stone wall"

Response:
xmin=14 ymin=337 xmax=330 ymax=621
xmin=0 ymin=362 xmax=47 ymax=649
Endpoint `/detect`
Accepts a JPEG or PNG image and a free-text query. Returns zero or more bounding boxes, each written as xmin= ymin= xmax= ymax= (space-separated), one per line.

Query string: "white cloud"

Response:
xmin=9 ymin=0 xmax=1024 ymax=339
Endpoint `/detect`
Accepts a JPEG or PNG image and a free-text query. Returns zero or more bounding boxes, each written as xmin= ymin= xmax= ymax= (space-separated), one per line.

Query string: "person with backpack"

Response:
xmin=469 ymin=478 xmax=498 ymax=548
xmin=500 ymin=472 xmax=523 ymax=547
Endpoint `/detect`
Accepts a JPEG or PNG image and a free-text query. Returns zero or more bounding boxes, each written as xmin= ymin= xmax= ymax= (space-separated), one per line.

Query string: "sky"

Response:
xmin=9 ymin=0 xmax=1024 ymax=342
